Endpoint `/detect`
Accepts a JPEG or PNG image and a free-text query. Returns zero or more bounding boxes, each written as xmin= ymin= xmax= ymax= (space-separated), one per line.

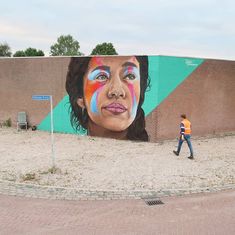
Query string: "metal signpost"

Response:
xmin=32 ymin=95 xmax=55 ymax=168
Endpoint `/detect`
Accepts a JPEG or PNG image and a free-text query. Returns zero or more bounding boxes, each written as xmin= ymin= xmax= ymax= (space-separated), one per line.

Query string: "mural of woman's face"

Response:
xmin=78 ymin=56 xmax=141 ymax=132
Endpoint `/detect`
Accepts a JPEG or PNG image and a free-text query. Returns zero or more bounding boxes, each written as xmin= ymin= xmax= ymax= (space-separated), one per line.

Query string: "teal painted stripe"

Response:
xmin=37 ymin=95 xmax=87 ymax=135
xmin=143 ymin=56 xmax=204 ymax=115
xmin=142 ymin=56 xmax=160 ymax=115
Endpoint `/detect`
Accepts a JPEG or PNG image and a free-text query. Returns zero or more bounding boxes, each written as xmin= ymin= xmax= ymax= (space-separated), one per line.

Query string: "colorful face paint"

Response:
xmin=123 ymin=66 xmax=140 ymax=117
xmin=123 ymin=66 xmax=140 ymax=81
xmin=128 ymin=83 xmax=138 ymax=117
xmin=89 ymin=57 xmax=103 ymax=68
xmin=86 ymin=67 xmax=110 ymax=114
xmin=90 ymin=86 xmax=104 ymax=113
xmin=88 ymin=68 xmax=110 ymax=81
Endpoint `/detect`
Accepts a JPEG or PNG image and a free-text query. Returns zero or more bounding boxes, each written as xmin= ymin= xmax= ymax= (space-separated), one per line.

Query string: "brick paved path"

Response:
xmin=1 ymin=180 xmax=235 ymax=200
xmin=0 ymin=190 xmax=234 ymax=235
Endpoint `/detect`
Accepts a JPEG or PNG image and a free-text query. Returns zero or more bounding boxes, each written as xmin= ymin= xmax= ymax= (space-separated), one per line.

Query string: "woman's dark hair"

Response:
xmin=66 ymin=56 xmax=149 ymax=141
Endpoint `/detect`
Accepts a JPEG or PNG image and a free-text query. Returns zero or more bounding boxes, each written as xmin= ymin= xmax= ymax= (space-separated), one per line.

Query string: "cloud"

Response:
xmin=0 ymin=0 xmax=235 ymax=59
xmin=0 ymin=19 xmax=55 ymax=54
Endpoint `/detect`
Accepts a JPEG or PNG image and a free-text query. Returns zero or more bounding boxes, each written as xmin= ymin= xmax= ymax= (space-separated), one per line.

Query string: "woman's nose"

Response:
xmin=107 ymin=75 xmax=125 ymax=99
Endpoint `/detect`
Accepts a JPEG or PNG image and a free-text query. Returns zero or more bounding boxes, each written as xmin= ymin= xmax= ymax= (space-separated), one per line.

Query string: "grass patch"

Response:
xmin=21 ymin=173 xmax=36 ymax=181
xmin=39 ymin=166 xmax=62 ymax=175
xmin=48 ymin=166 xmax=62 ymax=174
xmin=2 ymin=118 xmax=12 ymax=127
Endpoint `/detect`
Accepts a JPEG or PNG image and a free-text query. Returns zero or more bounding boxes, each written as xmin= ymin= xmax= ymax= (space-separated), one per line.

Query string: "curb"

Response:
xmin=1 ymin=180 xmax=235 ymax=200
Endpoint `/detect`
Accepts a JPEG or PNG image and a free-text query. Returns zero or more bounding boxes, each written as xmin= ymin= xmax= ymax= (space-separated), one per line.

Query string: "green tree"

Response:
xmin=0 ymin=43 xmax=12 ymax=57
xmin=24 ymin=48 xmax=44 ymax=56
xmin=91 ymin=42 xmax=118 ymax=55
xmin=50 ymin=35 xmax=83 ymax=56
xmin=13 ymin=47 xmax=44 ymax=57
xmin=13 ymin=50 xmax=26 ymax=57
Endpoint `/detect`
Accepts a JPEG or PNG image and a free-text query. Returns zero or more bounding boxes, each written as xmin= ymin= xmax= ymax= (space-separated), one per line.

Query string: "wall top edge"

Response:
xmin=0 ymin=55 xmax=234 ymax=62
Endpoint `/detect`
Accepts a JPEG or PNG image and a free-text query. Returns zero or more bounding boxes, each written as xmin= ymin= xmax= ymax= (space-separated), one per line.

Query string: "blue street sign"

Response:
xmin=32 ymin=95 xmax=50 ymax=101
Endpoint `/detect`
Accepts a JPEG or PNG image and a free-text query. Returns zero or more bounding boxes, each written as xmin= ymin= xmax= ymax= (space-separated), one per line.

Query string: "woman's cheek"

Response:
xmin=85 ymin=82 xmax=104 ymax=114
xmin=127 ymin=83 xmax=139 ymax=118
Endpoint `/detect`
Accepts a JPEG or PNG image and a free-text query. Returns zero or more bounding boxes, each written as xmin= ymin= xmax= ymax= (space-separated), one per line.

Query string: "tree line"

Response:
xmin=0 ymin=35 xmax=118 ymax=57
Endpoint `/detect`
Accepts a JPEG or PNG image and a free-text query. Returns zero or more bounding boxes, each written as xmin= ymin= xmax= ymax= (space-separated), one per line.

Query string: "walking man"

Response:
xmin=173 ymin=114 xmax=194 ymax=159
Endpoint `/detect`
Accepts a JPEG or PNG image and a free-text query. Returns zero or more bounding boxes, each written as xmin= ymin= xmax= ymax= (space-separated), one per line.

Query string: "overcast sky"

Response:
xmin=0 ymin=0 xmax=234 ymax=60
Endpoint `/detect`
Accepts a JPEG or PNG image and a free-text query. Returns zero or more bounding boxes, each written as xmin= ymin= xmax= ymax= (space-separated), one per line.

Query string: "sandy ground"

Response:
xmin=0 ymin=127 xmax=235 ymax=191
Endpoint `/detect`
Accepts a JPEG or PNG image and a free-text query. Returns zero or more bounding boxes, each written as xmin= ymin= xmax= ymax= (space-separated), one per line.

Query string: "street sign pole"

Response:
xmin=50 ymin=95 xmax=55 ymax=168
xmin=32 ymin=95 xmax=55 ymax=168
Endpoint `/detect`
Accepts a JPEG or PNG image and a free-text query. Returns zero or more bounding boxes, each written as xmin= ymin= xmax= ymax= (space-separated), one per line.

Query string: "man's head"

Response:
xmin=181 ymin=114 xmax=186 ymax=119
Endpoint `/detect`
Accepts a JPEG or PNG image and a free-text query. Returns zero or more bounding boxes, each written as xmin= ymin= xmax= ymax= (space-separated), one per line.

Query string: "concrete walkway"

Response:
xmin=1 ymin=179 xmax=235 ymax=200
xmin=0 ymin=190 xmax=234 ymax=235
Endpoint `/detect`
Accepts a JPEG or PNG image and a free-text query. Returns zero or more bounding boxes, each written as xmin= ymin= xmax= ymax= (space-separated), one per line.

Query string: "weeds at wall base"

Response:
xmin=1 ymin=118 xmax=12 ymax=127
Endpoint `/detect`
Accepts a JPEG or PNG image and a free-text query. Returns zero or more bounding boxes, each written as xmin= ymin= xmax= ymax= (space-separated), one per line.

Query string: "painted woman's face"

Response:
xmin=82 ymin=56 xmax=141 ymax=132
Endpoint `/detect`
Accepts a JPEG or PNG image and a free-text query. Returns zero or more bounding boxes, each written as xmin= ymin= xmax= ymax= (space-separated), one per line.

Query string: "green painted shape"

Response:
xmin=38 ymin=56 xmax=204 ymax=134
xmin=143 ymin=56 xmax=204 ymax=115
xmin=37 ymin=95 xmax=87 ymax=135
xmin=142 ymin=56 xmax=160 ymax=115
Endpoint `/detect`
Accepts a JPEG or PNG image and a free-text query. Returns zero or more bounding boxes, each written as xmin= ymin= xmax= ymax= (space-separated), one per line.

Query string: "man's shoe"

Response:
xmin=173 ymin=150 xmax=179 ymax=156
xmin=188 ymin=156 xmax=194 ymax=160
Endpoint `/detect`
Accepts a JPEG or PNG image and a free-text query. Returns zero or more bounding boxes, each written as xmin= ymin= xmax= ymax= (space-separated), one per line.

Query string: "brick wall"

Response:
xmin=0 ymin=57 xmax=70 ymax=126
xmin=146 ymin=59 xmax=235 ymax=141
xmin=1 ymin=57 xmax=234 ymax=141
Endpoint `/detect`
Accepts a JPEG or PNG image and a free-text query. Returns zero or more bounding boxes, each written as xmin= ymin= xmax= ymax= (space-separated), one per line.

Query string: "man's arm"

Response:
xmin=180 ymin=122 xmax=185 ymax=140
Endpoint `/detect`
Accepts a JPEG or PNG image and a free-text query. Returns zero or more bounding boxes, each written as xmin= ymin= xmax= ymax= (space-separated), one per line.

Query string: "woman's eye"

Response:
xmin=124 ymin=73 xmax=136 ymax=80
xmin=96 ymin=74 xmax=108 ymax=81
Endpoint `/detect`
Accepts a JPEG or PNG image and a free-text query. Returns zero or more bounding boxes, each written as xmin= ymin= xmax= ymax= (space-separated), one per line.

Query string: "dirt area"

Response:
xmin=0 ymin=127 xmax=234 ymax=191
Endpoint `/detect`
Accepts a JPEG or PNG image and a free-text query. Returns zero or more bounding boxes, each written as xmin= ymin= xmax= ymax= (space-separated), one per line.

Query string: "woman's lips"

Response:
xmin=103 ymin=102 xmax=127 ymax=114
